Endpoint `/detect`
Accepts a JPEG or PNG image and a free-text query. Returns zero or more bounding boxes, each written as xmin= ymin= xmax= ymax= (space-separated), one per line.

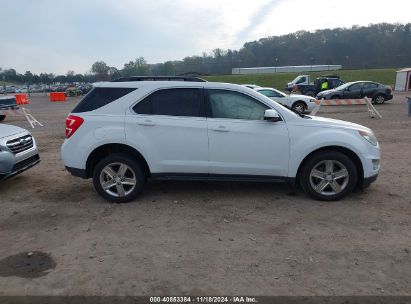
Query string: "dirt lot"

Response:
xmin=0 ymin=93 xmax=410 ymax=296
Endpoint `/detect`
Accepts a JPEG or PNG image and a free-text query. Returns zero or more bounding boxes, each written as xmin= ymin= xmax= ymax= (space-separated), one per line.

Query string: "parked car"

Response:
xmin=15 ymin=87 xmax=28 ymax=93
xmin=4 ymin=86 xmax=16 ymax=94
xmin=76 ymin=84 xmax=92 ymax=95
xmin=0 ymin=96 xmax=19 ymax=122
xmin=286 ymin=75 xmax=344 ymax=96
xmin=65 ymin=87 xmax=82 ymax=97
xmin=316 ymin=81 xmax=393 ymax=104
xmin=0 ymin=124 xmax=40 ymax=180
xmin=254 ymin=87 xmax=316 ymax=113
xmin=61 ymin=77 xmax=380 ymax=203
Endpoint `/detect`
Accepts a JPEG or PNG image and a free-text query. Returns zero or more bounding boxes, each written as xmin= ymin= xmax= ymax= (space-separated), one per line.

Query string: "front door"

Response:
xmin=206 ymin=89 xmax=290 ymax=177
xmin=343 ymin=83 xmax=364 ymax=99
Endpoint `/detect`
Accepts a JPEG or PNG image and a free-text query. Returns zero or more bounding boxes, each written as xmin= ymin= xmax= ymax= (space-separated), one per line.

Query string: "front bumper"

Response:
xmin=306 ymin=102 xmax=317 ymax=112
xmin=385 ymin=94 xmax=393 ymax=101
xmin=361 ymin=173 xmax=378 ymax=189
xmin=0 ymin=154 xmax=40 ymax=180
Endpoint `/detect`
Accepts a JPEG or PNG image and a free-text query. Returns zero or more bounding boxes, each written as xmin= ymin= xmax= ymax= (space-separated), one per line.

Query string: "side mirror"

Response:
xmin=264 ymin=109 xmax=281 ymax=122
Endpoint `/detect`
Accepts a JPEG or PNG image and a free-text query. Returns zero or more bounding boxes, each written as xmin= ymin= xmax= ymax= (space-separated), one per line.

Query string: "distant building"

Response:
xmin=232 ymin=65 xmax=342 ymax=75
xmin=394 ymin=68 xmax=411 ymax=91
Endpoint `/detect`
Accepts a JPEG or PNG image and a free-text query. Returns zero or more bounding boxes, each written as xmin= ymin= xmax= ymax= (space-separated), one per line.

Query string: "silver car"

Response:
xmin=0 ymin=124 xmax=40 ymax=180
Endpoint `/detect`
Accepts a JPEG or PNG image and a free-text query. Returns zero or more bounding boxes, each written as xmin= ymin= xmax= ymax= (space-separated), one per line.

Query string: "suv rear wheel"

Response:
xmin=0 ymin=115 xmax=6 ymax=122
xmin=300 ymin=151 xmax=357 ymax=201
xmin=93 ymin=153 xmax=145 ymax=203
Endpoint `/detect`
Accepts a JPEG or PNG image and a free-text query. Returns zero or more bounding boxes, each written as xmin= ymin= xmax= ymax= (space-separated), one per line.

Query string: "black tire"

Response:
xmin=92 ymin=153 xmax=145 ymax=203
xmin=292 ymin=101 xmax=307 ymax=113
xmin=373 ymin=94 xmax=385 ymax=104
xmin=0 ymin=115 xmax=6 ymax=122
xmin=299 ymin=150 xmax=357 ymax=201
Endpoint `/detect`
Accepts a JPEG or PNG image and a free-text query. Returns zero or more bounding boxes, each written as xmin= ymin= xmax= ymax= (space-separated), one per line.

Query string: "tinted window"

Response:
xmin=331 ymin=79 xmax=343 ymax=87
xmin=207 ymin=89 xmax=268 ymax=120
xmin=296 ymin=77 xmax=306 ymax=84
xmin=363 ymin=83 xmax=378 ymax=89
xmin=72 ymin=87 xmax=136 ymax=113
xmin=348 ymin=83 xmax=363 ymax=91
xmin=133 ymin=88 xmax=204 ymax=117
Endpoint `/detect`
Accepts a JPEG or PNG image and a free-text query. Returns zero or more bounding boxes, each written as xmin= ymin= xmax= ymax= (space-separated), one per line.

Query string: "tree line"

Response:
xmin=1 ymin=23 xmax=410 ymax=84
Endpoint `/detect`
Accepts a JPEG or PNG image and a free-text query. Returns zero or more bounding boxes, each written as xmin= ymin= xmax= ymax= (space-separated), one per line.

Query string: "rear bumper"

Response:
xmin=66 ymin=166 xmax=88 ymax=178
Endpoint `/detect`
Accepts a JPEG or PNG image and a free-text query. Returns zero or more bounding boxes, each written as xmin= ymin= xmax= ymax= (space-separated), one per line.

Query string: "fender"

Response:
xmin=287 ymin=126 xmax=369 ymax=178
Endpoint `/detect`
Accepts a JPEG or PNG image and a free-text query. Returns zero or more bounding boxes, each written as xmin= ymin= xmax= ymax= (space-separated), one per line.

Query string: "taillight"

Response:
xmin=65 ymin=115 xmax=84 ymax=139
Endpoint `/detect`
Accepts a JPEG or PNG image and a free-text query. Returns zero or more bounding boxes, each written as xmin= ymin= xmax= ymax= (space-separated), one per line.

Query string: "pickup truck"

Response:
xmin=285 ymin=75 xmax=344 ymax=97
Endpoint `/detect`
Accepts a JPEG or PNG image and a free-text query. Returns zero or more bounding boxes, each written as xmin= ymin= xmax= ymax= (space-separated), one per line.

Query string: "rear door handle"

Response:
xmin=212 ymin=125 xmax=229 ymax=132
xmin=138 ymin=119 xmax=155 ymax=126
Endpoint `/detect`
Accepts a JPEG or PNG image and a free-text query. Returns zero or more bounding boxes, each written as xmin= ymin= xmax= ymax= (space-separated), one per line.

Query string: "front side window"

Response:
xmin=133 ymin=88 xmax=204 ymax=117
xmin=207 ymin=89 xmax=268 ymax=121
xmin=348 ymin=83 xmax=363 ymax=91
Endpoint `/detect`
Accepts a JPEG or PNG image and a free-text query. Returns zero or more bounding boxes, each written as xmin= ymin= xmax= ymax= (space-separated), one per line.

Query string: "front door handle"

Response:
xmin=212 ymin=125 xmax=229 ymax=132
xmin=138 ymin=119 xmax=155 ymax=126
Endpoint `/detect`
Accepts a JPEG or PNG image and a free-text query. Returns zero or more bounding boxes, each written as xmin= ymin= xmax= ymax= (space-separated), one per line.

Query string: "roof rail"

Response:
xmin=112 ymin=76 xmax=207 ymax=82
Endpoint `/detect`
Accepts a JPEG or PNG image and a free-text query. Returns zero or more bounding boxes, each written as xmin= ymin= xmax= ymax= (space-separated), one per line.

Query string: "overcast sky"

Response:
xmin=0 ymin=0 xmax=410 ymax=74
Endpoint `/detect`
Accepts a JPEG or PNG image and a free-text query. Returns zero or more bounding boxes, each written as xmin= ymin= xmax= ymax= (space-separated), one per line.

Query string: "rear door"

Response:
xmin=362 ymin=82 xmax=379 ymax=98
xmin=125 ymin=88 xmax=209 ymax=174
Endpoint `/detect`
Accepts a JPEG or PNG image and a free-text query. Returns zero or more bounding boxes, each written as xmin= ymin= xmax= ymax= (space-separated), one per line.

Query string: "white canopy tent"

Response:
xmin=395 ymin=68 xmax=411 ymax=91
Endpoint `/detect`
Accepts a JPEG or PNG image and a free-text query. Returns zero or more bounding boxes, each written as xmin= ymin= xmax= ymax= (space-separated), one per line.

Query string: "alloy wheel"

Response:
xmin=309 ymin=160 xmax=349 ymax=196
xmin=99 ymin=162 xmax=137 ymax=197
xmin=375 ymin=95 xmax=385 ymax=104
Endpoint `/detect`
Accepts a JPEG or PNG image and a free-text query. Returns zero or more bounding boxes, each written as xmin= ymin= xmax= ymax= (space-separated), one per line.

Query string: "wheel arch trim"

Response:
xmin=85 ymin=143 xmax=151 ymax=178
xmin=294 ymin=145 xmax=364 ymax=188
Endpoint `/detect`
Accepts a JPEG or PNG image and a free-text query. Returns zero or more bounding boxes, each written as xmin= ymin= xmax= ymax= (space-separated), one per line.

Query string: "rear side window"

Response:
xmin=133 ymin=88 xmax=204 ymax=117
xmin=72 ymin=87 xmax=136 ymax=113
xmin=363 ymin=83 xmax=378 ymax=89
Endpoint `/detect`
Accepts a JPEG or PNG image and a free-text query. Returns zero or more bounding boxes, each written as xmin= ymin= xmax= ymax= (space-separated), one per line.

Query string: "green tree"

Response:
xmin=122 ymin=57 xmax=150 ymax=76
xmin=91 ymin=61 xmax=110 ymax=81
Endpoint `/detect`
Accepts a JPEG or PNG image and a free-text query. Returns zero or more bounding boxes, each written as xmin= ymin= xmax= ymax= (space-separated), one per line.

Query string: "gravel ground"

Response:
xmin=0 ymin=92 xmax=410 ymax=296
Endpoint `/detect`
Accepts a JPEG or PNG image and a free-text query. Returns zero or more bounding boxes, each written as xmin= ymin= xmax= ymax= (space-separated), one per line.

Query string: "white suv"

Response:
xmin=61 ymin=77 xmax=380 ymax=203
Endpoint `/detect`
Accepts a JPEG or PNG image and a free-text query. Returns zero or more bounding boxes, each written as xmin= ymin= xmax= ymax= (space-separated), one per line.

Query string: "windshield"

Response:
xmin=292 ymin=75 xmax=303 ymax=84
xmin=272 ymin=88 xmax=287 ymax=97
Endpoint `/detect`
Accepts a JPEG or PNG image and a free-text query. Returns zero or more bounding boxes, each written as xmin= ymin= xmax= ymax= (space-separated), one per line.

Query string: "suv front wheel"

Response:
xmin=300 ymin=151 xmax=357 ymax=201
xmin=93 ymin=153 xmax=145 ymax=203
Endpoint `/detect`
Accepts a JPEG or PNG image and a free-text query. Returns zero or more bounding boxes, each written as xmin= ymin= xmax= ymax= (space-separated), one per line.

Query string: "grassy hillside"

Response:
xmin=203 ymin=68 xmax=396 ymax=89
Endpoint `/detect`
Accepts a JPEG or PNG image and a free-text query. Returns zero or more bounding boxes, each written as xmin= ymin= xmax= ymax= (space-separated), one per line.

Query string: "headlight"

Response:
xmin=358 ymin=130 xmax=378 ymax=146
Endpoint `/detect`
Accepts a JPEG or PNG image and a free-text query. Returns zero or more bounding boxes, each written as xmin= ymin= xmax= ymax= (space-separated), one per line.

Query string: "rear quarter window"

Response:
xmin=72 ymin=87 xmax=136 ymax=113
